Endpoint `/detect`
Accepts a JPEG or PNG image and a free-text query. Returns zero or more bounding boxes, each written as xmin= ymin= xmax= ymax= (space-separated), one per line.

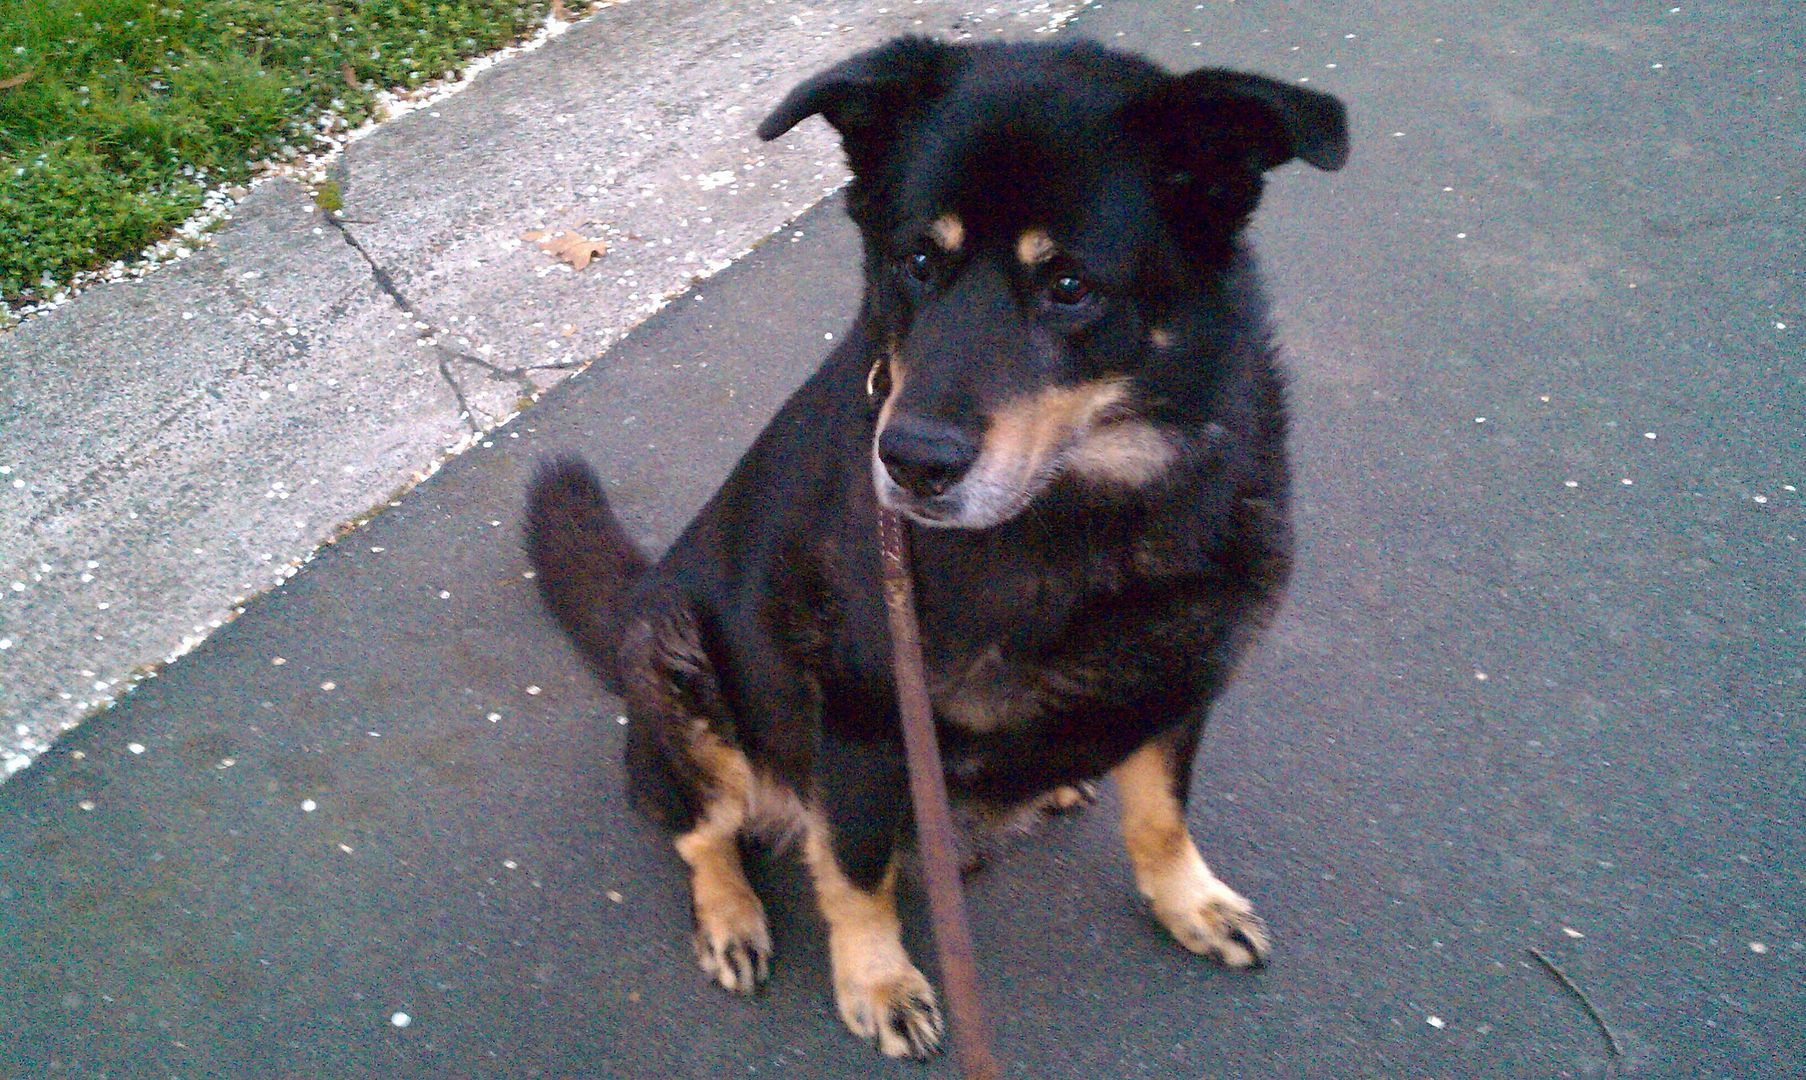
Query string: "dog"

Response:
xmin=525 ymin=36 xmax=1347 ymax=1059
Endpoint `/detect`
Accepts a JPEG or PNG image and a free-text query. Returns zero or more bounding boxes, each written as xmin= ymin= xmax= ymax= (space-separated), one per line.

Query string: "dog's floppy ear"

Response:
xmin=1135 ymin=69 xmax=1349 ymax=175
xmin=757 ymin=37 xmax=958 ymax=174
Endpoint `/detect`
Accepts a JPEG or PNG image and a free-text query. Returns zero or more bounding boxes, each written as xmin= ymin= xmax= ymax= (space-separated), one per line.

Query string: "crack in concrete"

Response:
xmin=321 ymin=214 xmax=578 ymax=432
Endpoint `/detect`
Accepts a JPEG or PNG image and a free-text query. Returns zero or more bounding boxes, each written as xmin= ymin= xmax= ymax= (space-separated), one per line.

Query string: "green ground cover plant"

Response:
xmin=0 ymin=0 xmax=583 ymax=304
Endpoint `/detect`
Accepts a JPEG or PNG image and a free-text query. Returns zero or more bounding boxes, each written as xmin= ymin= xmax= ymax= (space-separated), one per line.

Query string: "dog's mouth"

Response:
xmin=874 ymin=378 xmax=1166 ymax=530
xmin=871 ymin=453 xmax=984 ymax=528
xmin=871 ymin=426 xmax=1117 ymax=531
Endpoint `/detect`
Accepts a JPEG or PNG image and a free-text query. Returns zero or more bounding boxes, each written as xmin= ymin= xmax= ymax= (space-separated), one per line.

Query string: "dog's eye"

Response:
xmin=903 ymin=251 xmax=934 ymax=283
xmin=1048 ymin=275 xmax=1094 ymax=307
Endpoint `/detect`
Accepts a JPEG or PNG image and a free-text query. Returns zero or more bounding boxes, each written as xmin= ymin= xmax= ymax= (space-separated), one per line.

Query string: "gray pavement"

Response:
xmin=0 ymin=0 xmax=1089 ymax=777
xmin=3 ymin=1 xmax=1803 ymax=1078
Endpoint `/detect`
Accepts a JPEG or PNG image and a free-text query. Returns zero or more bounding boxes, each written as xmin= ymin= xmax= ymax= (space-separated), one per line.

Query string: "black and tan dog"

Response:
xmin=526 ymin=37 xmax=1346 ymax=1059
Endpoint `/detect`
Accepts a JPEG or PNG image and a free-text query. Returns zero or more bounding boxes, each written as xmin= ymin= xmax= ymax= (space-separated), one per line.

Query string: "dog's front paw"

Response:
xmin=834 ymin=963 xmax=944 ymax=1059
xmin=691 ymin=894 xmax=772 ymax=995
xmin=1151 ymin=880 xmax=1270 ymax=969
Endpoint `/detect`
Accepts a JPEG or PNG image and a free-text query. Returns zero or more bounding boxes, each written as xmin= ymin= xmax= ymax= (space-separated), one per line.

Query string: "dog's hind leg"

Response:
xmin=803 ymin=732 xmax=944 ymax=1059
xmin=1112 ymin=715 xmax=1270 ymax=968
xmin=672 ymin=753 xmax=772 ymax=996
xmin=620 ymin=608 xmax=773 ymax=995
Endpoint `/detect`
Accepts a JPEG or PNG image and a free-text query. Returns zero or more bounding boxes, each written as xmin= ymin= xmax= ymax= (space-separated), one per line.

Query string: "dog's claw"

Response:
xmin=887 ymin=992 xmax=945 ymax=1059
xmin=836 ymin=970 xmax=944 ymax=1059
xmin=693 ymin=920 xmax=773 ymax=995
xmin=1157 ymin=887 xmax=1270 ymax=969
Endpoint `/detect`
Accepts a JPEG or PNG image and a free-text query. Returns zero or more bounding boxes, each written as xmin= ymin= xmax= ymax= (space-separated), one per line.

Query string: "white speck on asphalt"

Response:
xmin=503 ymin=860 xmax=518 ymax=870
xmin=320 ymin=681 xmax=336 ymax=691
xmin=439 ymin=590 xmax=451 ymax=599
xmin=487 ymin=712 xmax=502 ymax=723
xmin=1621 ymin=478 xmax=1634 ymax=486
xmin=128 ymin=743 xmax=145 ymax=755
xmin=217 ymin=758 xmax=235 ymax=769
xmin=1750 ymin=942 xmax=1769 ymax=954
xmin=617 ymin=715 xmax=629 ymax=725
xmin=339 ymin=844 xmax=354 ymax=854
xmin=1644 ymin=432 xmax=1656 ymax=439
xmin=0 ymin=638 xmax=11 ymax=651
xmin=607 ymin=890 xmax=624 ymax=903
xmin=271 ymin=656 xmax=287 ymax=666
xmin=1753 ymin=495 xmax=1768 ymax=504
xmin=526 ymin=685 xmax=542 ymax=696
xmin=1474 ymin=671 xmax=1489 ymax=682
xmin=391 ymin=1011 xmax=411 ymax=1028
xmin=1427 ymin=1016 xmax=1445 ymax=1029
xmin=1474 ymin=416 xmax=1485 ymax=423
xmin=302 ymin=799 xmax=317 ymax=812
xmin=1565 ymin=480 xmax=1579 ymax=488
xmin=1563 ymin=926 xmax=1585 ymax=938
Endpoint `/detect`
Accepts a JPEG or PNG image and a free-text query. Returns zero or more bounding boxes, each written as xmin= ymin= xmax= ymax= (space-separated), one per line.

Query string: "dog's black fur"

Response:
xmin=526 ymin=37 xmax=1345 ymax=1059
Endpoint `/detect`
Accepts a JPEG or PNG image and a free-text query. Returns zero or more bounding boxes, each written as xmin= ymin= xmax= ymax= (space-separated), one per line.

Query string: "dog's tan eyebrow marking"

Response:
xmin=928 ymin=214 xmax=964 ymax=253
xmin=1148 ymin=327 xmax=1175 ymax=350
xmin=1016 ymin=228 xmax=1057 ymax=266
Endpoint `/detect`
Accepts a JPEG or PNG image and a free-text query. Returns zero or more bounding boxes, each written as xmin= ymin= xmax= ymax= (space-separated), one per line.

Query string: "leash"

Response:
xmin=878 ymin=505 xmax=1002 ymax=1080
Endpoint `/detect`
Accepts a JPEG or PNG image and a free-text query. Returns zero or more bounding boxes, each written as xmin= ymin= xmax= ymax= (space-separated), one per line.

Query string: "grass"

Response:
xmin=0 ymin=0 xmax=588 ymax=304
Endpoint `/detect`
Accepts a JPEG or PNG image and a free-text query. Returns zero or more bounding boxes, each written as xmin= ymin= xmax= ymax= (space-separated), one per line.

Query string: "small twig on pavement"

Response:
xmin=1527 ymin=945 xmax=1624 ymax=1064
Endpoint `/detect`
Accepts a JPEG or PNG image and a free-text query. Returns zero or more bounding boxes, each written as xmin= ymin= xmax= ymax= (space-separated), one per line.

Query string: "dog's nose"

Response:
xmin=879 ymin=415 xmax=979 ymax=499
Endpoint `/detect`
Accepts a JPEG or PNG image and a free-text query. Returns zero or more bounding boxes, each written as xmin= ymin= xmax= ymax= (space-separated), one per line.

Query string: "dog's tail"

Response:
xmin=524 ymin=455 xmax=651 ymax=694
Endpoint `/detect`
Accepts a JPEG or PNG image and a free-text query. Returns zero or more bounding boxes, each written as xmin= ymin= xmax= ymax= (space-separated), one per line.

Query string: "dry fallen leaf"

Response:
xmin=0 ymin=71 xmax=37 ymax=92
xmin=521 ymin=229 xmax=608 ymax=270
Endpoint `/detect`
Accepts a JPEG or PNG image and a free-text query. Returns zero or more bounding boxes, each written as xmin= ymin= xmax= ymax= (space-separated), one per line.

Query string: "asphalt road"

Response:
xmin=3 ymin=2 xmax=1801 ymax=1077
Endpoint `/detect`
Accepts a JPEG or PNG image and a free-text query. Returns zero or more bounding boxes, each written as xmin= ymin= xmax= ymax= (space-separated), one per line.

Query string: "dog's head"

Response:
xmin=760 ymin=39 xmax=1347 ymax=529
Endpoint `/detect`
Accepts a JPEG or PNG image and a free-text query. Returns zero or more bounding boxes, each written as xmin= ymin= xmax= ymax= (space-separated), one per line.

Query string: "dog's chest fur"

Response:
xmin=888 ymin=479 xmax=1283 ymax=799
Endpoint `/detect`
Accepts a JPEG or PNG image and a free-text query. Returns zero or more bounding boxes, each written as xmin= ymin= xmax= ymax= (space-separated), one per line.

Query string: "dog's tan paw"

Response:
xmin=1151 ymin=882 xmax=1270 ymax=968
xmin=1040 ymin=780 xmax=1099 ymax=814
xmin=691 ymin=898 xmax=772 ymax=994
xmin=834 ymin=965 xmax=944 ymax=1059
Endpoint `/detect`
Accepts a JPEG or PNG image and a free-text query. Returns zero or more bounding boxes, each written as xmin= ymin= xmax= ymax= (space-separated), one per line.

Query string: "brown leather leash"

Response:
xmin=878 ymin=505 xmax=1002 ymax=1080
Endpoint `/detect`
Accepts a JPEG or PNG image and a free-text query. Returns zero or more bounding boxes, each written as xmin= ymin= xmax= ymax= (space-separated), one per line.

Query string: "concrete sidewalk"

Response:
xmin=3 ymin=1 xmax=1802 ymax=1077
xmin=0 ymin=0 xmax=1090 ymax=777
